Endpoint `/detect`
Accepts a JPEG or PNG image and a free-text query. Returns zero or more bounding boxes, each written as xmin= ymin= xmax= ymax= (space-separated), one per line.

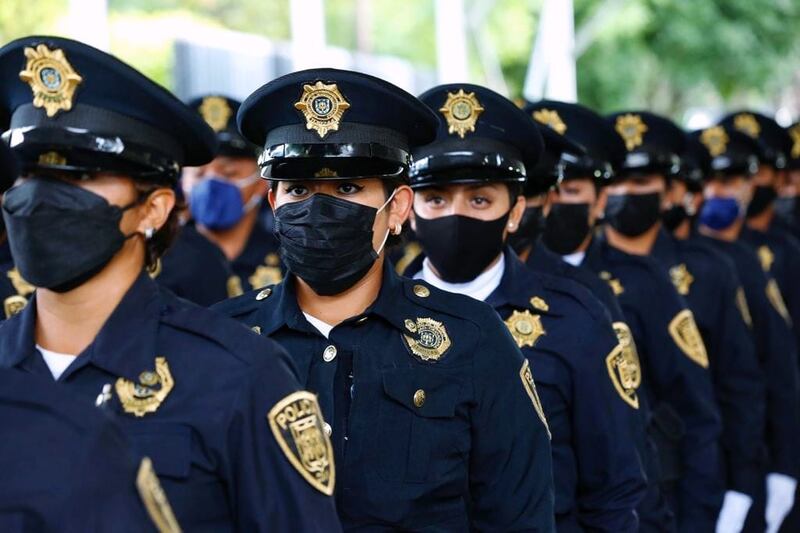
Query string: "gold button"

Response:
xmin=413 ymin=389 xmax=426 ymax=408
xmin=413 ymin=284 xmax=430 ymax=298
xmin=323 ymin=345 xmax=337 ymax=362
xmin=256 ymin=287 xmax=272 ymax=300
xmin=323 ymin=422 xmax=332 ymax=437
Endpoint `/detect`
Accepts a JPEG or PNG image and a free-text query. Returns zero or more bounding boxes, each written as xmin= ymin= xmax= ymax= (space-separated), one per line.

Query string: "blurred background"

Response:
xmin=1 ymin=0 xmax=798 ymax=127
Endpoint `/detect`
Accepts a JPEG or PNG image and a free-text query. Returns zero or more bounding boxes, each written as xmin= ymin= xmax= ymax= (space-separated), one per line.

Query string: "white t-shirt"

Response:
xmin=303 ymin=312 xmax=334 ymax=338
xmin=413 ymin=254 xmax=505 ymax=302
xmin=37 ymin=345 xmax=77 ymax=380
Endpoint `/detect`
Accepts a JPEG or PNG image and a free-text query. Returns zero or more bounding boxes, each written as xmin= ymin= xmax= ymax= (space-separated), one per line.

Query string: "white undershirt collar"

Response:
xmin=562 ymin=251 xmax=586 ymax=267
xmin=37 ymin=345 xmax=77 ymax=380
xmin=414 ymin=254 xmax=505 ymax=302
xmin=302 ymin=312 xmax=334 ymax=338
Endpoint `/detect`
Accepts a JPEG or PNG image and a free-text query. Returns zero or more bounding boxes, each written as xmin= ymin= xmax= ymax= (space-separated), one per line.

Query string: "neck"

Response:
xmin=698 ymin=218 xmax=743 ymax=242
xmin=295 ymin=257 xmax=385 ymax=325
xmin=746 ymin=206 xmax=774 ymax=232
xmin=672 ymin=219 xmax=691 ymax=240
xmin=34 ymin=249 xmax=144 ymax=355
xmin=604 ymin=223 xmax=660 ymax=256
xmin=199 ymin=207 xmax=259 ymax=261
xmin=518 ymin=245 xmax=532 ymax=262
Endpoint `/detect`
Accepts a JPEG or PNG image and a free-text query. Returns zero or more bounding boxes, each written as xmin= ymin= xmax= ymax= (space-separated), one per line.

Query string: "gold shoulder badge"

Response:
xmin=600 ymin=271 xmax=625 ymax=295
xmin=615 ymin=113 xmax=648 ymax=151
xmin=136 ymin=457 xmax=182 ymax=533
xmin=19 ymin=44 xmax=82 ymax=117
xmin=268 ymin=391 xmax=335 ymax=495
xmin=734 ymin=113 xmax=760 ymax=138
xmin=294 ymin=81 xmax=350 ymax=139
xmin=736 ymin=287 xmax=753 ymax=328
xmin=520 ymin=359 xmax=550 ymax=439
xmin=4 ymin=295 xmax=28 ymax=318
xmin=669 ymin=263 xmax=694 ymax=295
xmin=700 ymin=126 xmax=729 ymax=157
xmin=757 ymin=245 xmax=774 ymax=272
xmin=668 ymin=310 xmax=709 ymax=368
xmin=608 ymin=322 xmax=641 ymax=409
xmin=766 ymin=278 xmax=792 ymax=325
xmin=7 ymin=268 xmax=35 ymax=297
xmin=790 ymin=124 xmax=800 ymax=159
xmin=439 ymin=89 xmax=484 ymax=139
xmin=532 ymin=108 xmax=567 ymax=135
xmin=115 ymin=357 xmax=175 ymax=417
xmin=504 ymin=310 xmax=546 ymax=348
xmin=198 ymin=96 xmax=232 ymax=132
xmin=403 ymin=317 xmax=451 ymax=361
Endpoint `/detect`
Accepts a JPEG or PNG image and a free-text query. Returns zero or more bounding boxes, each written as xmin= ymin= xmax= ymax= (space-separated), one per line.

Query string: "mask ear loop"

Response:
xmin=375 ymin=188 xmax=398 ymax=256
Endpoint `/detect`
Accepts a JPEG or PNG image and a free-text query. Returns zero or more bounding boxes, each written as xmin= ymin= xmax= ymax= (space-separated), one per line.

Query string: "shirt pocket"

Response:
xmin=374 ymin=368 xmax=467 ymax=484
xmin=123 ymin=421 xmax=192 ymax=480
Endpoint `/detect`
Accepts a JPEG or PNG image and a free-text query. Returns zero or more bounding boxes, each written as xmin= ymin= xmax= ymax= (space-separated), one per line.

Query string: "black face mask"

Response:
xmin=543 ymin=203 xmax=591 ymax=255
xmin=604 ymin=192 xmax=661 ymax=237
xmin=775 ymin=196 xmax=800 ymax=225
xmin=414 ymin=212 xmax=509 ymax=283
xmin=746 ymin=185 xmax=778 ymax=218
xmin=273 ymin=193 xmax=391 ymax=296
xmin=2 ymin=177 xmax=139 ymax=292
xmin=508 ymin=206 xmax=543 ymax=254
xmin=661 ymin=205 xmax=689 ymax=232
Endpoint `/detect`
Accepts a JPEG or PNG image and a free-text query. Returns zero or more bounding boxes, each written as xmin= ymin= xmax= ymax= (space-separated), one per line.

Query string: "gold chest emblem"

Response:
xmin=608 ymin=322 xmax=641 ymax=409
xmin=403 ymin=317 xmax=451 ymax=361
xmin=19 ymin=44 xmax=83 ymax=117
xmin=790 ymin=124 xmax=800 ymax=159
xmin=669 ymin=263 xmax=694 ymax=295
xmin=199 ymin=96 xmax=232 ymax=132
xmin=520 ymin=359 xmax=550 ymax=439
xmin=615 ymin=113 xmax=648 ymax=151
xmin=439 ymin=89 xmax=484 ymax=139
xmin=504 ymin=310 xmax=546 ymax=348
xmin=115 ymin=357 xmax=175 ymax=417
xmin=700 ymin=126 xmax=729 ymax=157
xmin=532 ymin=108 xmax=567 ymax=135
xmin=736 ymin=287 xmax=752 ymax=328
xmin=249 ymin=253 xmax=283 ymax=289
xmin=294 ymin=81 xmax=350 ymax=139
xmin=766 ymin=278 xmax=792 ymax=325
xmin=734 ymin=113 xmax=761 ymax=138
xmin=268 ymin=391 xmax=335 ymax=495
xmin=668 ymin=310 xmax=709 ymax=368
xmin=600 ymin=271 xmax=624 ymax=296
xmin=757 ymin=245 xmax=774 ymax=273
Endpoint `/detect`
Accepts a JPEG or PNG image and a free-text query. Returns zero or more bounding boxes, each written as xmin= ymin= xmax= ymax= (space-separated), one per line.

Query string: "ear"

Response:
xmin=386 ymin=185 xmax=413 ymax=231
xmin=505 ymin=195 xmax=527 ymax=234
xmin=136 ymin=188 xmax=175 ymax=234
xmin=544 ymin=189 xmax=559 ymax=217
xmin=594 ymin=188 xmax=608 ymax=219
xmin=267 ymin=186 xmax=277 ymax=212
xmin=408 ymin=209 xmax=417 ymax=232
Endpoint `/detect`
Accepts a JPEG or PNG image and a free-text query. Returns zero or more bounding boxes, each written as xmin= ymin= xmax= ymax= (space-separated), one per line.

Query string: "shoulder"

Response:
xmin=211 ymin=284 xmax=274 ymax=320
xmin=535 ymin=269 xmax=612 ymax=324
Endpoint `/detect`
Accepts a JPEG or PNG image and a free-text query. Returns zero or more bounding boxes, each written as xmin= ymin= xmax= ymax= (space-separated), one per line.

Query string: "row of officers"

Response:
xmin=1 ymin=34 xmax=800 ymax=533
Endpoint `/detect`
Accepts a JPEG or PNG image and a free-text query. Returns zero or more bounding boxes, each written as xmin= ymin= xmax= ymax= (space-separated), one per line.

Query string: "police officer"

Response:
xmin=774 ymin=121 xmax=800 ymax=238
xmin=0 ymin=36 xmax=339 ymax=531
xmin=0 ymin=368 xmax=179 ymax=532
xmin=691 ymin=123 xmax=800 ymax=533
xmin=183 ymin=95 xmax=283 ymax=294
xmin=213 ymin=69 xmax=555 ymax=530
xmin=403 ymin=84 xmax=646 ymax=531
xmin=578 ymin=110 xmax=725 ymax=529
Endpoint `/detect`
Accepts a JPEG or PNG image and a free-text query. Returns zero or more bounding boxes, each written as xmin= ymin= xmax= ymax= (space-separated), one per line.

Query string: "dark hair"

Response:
xmin=133 ymin=180 xmax=182 ymax=272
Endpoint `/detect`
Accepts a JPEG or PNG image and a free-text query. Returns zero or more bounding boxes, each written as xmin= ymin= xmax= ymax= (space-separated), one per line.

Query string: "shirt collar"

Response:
xmin=485 ymin=247 xmax=554 ymax=315
xmin=651 ymin=227 xmax=678 ymax=263
xmin=416 ymin=254 xmax=505 ymax=302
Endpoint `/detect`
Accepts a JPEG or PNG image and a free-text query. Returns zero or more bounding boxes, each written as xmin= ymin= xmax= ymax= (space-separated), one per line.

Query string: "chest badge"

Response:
xmin=439 ymin=89 xmax=484 ymax=139
xmin=115 ymin=357 xmax=175 ymax=417
xmin=600 ymin=271 xmax=625 ymax=295
xmin=505 ymin=310 xmax=546 ymax=348
xmin=294 ymin=81 xmax=350 ymax=139
xmin=403 ymin=317 xmax=451 ymax=362
xmin=19 ymin=44 xmax=83 ymax=118
xmin=668 ymin=310 xmax=709 ymax=368
xmin=757 ymin=245 xmax=774 ymax=272
xmin=249 ymin=253 xmax=284 ymax=289
xmin=669 ymin=263 xmax=694 ymax=295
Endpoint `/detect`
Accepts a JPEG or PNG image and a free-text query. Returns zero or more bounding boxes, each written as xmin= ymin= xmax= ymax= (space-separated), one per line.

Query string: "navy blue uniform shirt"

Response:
xmin=0 ymin=273 xmax=341 ymax=532
xmin=213 ymin=262 xmax=556 ymax=532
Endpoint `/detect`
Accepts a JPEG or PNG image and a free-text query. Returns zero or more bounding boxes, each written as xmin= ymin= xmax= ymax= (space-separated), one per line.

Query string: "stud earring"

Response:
xmin=144 ymin=227 xmax=155 ymax=240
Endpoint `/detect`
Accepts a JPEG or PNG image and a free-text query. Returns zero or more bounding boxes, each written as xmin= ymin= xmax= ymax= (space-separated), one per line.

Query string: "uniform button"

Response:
xmin=413 ymin=284 xmax=430 ymax=298
xmin=255 ymin=287 xmax=272 ymax=300
xmin=413 ymin=389 xmax=426 ymax=408
xmin=323 ymin=345 xmax=337 ymax=362
xmin=323 ymin=422 xmax=332 ymax=437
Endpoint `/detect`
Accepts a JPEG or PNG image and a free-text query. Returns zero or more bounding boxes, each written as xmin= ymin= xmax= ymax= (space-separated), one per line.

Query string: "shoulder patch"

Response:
xmin=736 ymin=287 xmax=753 ymax=328
xmin=136 ymin=457 xmax=182 ymax=533
xmin=766 ymin=278 xmax=792 ymax=325
xmin=520 ymin=359 xmax=551 ymax=439
xmin=607 ymin=322 xmax=641 ymax=409
xmin=267 ymin=391 xmax=335 ymax=495
xmin=668 ymin=309 xmax=709 ymax=368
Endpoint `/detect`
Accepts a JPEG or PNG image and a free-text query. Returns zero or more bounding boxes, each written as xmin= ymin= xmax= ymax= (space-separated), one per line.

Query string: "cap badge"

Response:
xmin=439 ymin=89 xmax=484 ymax=139
xmin=294 ymin=81 xmax=350 ymax=139
xmin=504 ymin=310 xmax=546 ymax=348
xmin=789 ymin=124 xmax=800 ymax=159
xmin=19 ymin=44 xmax=83 ymax=118
xmin=115 ymin=357 xmax=175 ymax=417
xmin=199 ymin=96 xmax=232 ymax=132
xmin=733 ymin=113 xmax=761 ymax=138
xmin=615 ymin=114 xmax=648 ymax=151
xmin=532 ymin=109 xmax=567 ymax=135
xmin=403 ymin=317 xmax=451 ymax=362
xmin=700 ymin=126 xmax=729 ymax=157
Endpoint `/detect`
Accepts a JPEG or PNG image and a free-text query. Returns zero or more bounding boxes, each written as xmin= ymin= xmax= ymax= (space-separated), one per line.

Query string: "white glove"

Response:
xmin=765 ymin=472 xmax=797 ymax=533
xmin=715 ymin=490 xmax=752 ymax=533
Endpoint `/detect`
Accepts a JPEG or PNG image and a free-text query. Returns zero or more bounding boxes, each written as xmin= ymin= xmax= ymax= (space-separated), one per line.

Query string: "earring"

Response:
xmin=393 ymin=223 xmax=402 ymax=235
xmin=508 ymin=223 xmax=515 ymax=229
xmin=144 ymin=227 xmax=155 ymax=240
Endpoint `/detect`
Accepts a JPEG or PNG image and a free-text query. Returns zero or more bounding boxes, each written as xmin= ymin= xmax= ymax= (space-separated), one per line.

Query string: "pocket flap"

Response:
xmin=381 ymin=369 xmax=461 ymax=419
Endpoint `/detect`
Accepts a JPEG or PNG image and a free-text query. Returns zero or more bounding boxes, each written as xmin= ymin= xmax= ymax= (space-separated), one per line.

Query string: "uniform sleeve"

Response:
xmin=223 ymin=338 xmax=342 ymax=532
xmin=468 ymin=315 xmax=555 ymax=532
xmin=571 ymin=320 xmax=646 ymax=532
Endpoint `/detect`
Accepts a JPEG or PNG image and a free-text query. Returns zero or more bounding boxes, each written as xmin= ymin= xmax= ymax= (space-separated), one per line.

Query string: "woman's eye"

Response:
xmin=285 ymin=185 xmax=308 ymax=196
xmin=336 ymin=183 xmax=363 ymax=195
xmin=472 ymin=196 xmax=490 ymax=206
xmin=425 ymin=195 xmax=444 ymax=206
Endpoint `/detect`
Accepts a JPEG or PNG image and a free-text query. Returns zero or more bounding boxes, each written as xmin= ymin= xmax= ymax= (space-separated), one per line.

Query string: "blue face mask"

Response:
xmin=189 ymin=174 xmax=261 ymax=230
xmin=698 ymin=197 xmax=741 ymax=230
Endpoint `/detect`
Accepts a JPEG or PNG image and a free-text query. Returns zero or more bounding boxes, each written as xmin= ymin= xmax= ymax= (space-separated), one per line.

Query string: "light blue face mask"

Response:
xmin=698 ymin=196 xmax=742 ymax=231
xmin=189 ymin=173 xmax=262 ymax=230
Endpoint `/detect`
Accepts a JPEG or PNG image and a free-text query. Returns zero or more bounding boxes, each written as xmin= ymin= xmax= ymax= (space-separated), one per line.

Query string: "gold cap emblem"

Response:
xmin=439 ymin=89 xmax=484 ymax=139
xmin=294 ymin=81 xmax=350 ymax=139
xmin=115 ymin=357 xmax=175 ymax=417
xmin=615 ymin=114 xmax=648 ymax=151
xmin=532 ymin=109 xmax=567 ymax=135
xmin=504 ymin=310 xmax=546 ymax=348
xmin=403 ymin=317 xmax=451 ymax=361
xmin=700 ymin=126 xmax=729 ymax=157
xmin=733 ymin=113 xmax=761 ymax=138
xmin=19 ymin=44 xmax=82 ymax=118
xmin=198 ymin=96 xmax=232 ymax=132
xmin=789 ymin=124 xmax=800 ymax=159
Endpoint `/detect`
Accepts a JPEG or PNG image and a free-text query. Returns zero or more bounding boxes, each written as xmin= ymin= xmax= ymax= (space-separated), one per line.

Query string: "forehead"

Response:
xmin=417 ymin=182 xmax=509 ymax=194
